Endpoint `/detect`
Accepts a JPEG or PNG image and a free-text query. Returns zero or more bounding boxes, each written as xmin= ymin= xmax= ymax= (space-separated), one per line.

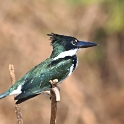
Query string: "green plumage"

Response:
xmin=12 ymin=56 xmax=74 ymax=103
xmin=0 ymin=33 xmax=97 ymax=104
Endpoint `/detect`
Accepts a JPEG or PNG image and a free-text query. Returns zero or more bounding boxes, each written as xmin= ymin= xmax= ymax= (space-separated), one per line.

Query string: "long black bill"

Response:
xmin=77 ymin=41 xmax=98 ymax=48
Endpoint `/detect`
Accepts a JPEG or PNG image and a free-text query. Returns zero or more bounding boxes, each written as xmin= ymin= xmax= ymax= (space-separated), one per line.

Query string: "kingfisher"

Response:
xmin=0 ymin=33 xmax=97 ymax=104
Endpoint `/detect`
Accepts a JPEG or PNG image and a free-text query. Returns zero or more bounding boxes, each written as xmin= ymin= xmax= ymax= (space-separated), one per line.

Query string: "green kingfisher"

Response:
xmin=0 ymin=33 xmax=97 ymax=104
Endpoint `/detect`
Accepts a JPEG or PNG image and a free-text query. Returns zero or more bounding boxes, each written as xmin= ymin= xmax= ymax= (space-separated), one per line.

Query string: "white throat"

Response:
xmin=53 ymin=48 xmax=78 ymax=60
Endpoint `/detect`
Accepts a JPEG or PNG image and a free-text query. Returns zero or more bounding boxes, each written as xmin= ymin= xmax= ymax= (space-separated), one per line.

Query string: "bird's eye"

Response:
xmin=71 ymin=39 xmax=78 ymax=45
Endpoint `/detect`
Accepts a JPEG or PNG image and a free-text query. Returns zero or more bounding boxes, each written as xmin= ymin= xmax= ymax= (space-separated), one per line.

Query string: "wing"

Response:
xmin=15 ymin=57 xmax=73 ymax=103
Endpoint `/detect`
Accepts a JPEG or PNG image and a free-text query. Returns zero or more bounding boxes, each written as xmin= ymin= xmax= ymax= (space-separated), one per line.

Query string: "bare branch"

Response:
xmin=49 ymin=79 xmax=60 ymax=124
xmin=9 ymin=64 xmax=23 ymax=124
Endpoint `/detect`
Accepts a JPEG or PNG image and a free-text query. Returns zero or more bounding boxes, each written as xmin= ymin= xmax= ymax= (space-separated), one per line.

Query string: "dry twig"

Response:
xmin=49 ymin=79 xmax=60 ymax=124
xmin=9 ymin=64 xmax=23 ymax=124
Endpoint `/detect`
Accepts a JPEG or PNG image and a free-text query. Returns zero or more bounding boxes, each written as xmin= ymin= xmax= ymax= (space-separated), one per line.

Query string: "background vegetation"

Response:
xmin=0 ymin=0 xmax=124 ymax=124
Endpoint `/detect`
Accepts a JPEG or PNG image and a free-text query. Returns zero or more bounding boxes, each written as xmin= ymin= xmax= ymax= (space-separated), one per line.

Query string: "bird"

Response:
xmin=0 ymin=33 xmax=97 ymax=104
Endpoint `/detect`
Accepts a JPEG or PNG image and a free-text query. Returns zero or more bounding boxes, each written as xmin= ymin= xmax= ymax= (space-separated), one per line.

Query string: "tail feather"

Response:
xmin=0 ymin=91 xmax=10 ymax=99
xmin=14 ymin=91 xmax=40 ymax=104
xmin=15 ymin=94 xmax=39 ymax=104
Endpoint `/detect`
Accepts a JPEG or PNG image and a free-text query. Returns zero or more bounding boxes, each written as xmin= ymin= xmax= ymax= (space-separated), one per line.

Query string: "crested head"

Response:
xmin=47 ymin=33 xmax=78 ymax=51
xmin=47 ymin=33 xmax=98 ymax=59
xmin=47 ymin=33 xmax=76 ymax=44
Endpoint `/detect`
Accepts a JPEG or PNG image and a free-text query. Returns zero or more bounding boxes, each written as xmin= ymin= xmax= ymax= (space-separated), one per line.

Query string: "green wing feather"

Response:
xmin=14 ymin=57 xmax=73 ymax=103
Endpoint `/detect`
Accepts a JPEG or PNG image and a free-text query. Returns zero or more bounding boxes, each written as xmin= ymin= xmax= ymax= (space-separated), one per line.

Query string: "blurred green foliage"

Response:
xmin=104 ymin=0 xmax=124 ymax=32
xmin=67 ymin=0 xmax=124 ymax=33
